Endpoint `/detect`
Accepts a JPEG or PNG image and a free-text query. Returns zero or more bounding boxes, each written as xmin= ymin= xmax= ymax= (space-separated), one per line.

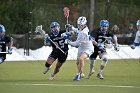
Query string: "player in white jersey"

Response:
xmin=62 ymin=16 xmax=99 ymax=81
xmin=131 ymin=20 xmax=140 ymax=62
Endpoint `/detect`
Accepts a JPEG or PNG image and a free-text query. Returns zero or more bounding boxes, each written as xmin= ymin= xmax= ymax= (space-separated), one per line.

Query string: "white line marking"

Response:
xmin=3 ymin=83 xmax=140 ymax=89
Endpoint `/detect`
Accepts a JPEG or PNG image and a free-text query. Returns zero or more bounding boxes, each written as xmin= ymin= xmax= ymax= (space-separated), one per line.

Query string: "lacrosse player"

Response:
xmin=42 ymin=22 xmax=69 ymax=80
xmin=0 ymin=24 xmax=13 ymax=64
xmin=131 ymin=20 xmax=140 ymax=62
xmin=86 ymin=20 xmax=119 ymax=79
xmin=61 ymin=16 xmax=98 ymax=81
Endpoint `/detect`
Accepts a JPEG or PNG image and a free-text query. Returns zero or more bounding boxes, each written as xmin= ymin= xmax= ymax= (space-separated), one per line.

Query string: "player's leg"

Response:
xmin=48 ymin=52 xmax=68 ymax=80
xmin=43 ymin=51 xmax=57 ymax=74
xmin=86 ymin=51 xmax=98 ymax=79
xmin=48 ymin=62 xmax=63 ymax=80
xmin=74 ymin=53 xmax=88 ymax=81
xmin=97 ymin=52 xmax=108 ymax=79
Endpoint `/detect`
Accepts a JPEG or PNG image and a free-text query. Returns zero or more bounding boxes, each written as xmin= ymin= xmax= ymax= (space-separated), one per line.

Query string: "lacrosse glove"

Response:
xmin=130 ymin=44 xmax=135 ymax=49
xmin=114 ymin=44 xmax=119 ymax=52
xmin=44 ymin=34 xmax=50 ymax=46
xmin=8 ymin=47 xmax=13 ymax=54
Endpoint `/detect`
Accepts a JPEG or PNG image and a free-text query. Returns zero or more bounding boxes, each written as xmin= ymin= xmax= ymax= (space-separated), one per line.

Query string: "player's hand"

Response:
xmin=44 ymin=34 xmax=50 ymax=46
xmin=64 ymin=39 xmax=71 ymax=44
xmin=8 ymin=47 xmax=13 ymax=54
xmin=65 ymin=24 xmax=72 ymax=29
xmin=96 ymin=43 xmax=104 ymax=50
xmin=130 ymin=44 xmax=135 ymax=49
xmin=114 ymin=44 xmax=119 ymax=52
xmin=61 ymin=32 xmax=71 ymax=39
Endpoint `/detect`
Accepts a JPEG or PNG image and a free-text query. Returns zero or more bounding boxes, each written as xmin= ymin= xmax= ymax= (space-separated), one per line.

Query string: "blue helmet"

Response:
xmin=100 ymin=20 xmax=109 ymax=27
xmin=50 ymin=22 xmax=60 ymax=28
xmin=0 ymin=24 xmax=6 ymax=33
xmin=50 ymin=22 xmax=60 ymax=36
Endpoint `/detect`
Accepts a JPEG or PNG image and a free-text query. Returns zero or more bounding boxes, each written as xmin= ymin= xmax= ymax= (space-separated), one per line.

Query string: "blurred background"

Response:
xmin=0 ymin=0 xmax=140 ymax=55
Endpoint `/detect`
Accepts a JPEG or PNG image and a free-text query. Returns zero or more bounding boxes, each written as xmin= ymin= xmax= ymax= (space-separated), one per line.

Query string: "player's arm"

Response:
xmin=131 ymin=32 xmax=140 ymax=49
xmin=6 ymin=37 xmax=13 ymax=54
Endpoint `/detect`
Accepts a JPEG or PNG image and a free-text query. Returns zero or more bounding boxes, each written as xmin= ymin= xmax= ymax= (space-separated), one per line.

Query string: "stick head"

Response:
xmin=35 ymin=25 xmax=42 ymax=33
xmin=63 ymin=7 xmax=70 ymax=18
xmin=35 ymin=25 xmax=45 ymax=35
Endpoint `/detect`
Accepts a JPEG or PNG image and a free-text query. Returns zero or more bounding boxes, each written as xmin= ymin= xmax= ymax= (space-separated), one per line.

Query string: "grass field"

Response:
xmin=0 ymin=59 xmax=140 ymax=93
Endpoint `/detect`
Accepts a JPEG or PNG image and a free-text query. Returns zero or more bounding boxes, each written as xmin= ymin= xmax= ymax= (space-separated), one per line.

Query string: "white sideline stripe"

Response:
xmin=6 ymin=83 xmax=140 ymax=88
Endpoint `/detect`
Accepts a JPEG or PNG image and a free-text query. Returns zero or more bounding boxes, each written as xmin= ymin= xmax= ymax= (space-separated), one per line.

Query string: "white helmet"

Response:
xmin=136 ymin=20 xmax=140 ymax=26
xmin=77 ymin=16 xmax=87 ymax=25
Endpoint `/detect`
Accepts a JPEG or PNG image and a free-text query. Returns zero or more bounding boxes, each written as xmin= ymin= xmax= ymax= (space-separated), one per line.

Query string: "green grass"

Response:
xmin=0 ymin=59 xmax=140 ymax=93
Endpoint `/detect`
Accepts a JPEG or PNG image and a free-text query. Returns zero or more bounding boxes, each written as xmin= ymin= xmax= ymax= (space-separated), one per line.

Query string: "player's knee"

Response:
xmin=45 ymin=62 xmax=51 ymax=67
xmin=101 ymin=56 xmax=108 ymax=66
xmin=79 ymin=57 xmax=84 ymax=63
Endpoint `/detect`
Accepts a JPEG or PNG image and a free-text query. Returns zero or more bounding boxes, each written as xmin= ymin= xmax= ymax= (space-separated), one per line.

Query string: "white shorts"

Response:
xmin=77 ymin=48 xmax=94 ymax=58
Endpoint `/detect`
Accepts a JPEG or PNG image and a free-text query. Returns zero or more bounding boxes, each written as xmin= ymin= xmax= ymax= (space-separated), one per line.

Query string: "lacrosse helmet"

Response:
xmin=77 ymin=16 xmax=87 ymax=25
xmin=100 ymin=20 xmax=109 ymax=27
xmin=50 ymin=22 xmax=60 ymax=28
xmin=136 ymin=20 xmax=140 ymax=26
xmin=50 ymin=22 xmax=60 ymax=36
xmin=0 ymin=24 xmax=6 ymax=33
xmin=100 ymin=20 xmax=109 ymax=35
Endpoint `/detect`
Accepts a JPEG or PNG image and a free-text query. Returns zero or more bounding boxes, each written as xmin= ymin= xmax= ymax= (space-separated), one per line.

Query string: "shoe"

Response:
xmin=97 ymin=73 xmax=104 ymax=79
xmin=80 ymin=73 xmax=85 ymax=78
xmin=86 ymin=70 xmax=94 ymax=79
xmin=73 ymin=74 xmax=81 ymax=81
xmin=43 ymin=66 xmax=52 ymax=74
xmin=48 ymin=74 xmax=55 ymax=80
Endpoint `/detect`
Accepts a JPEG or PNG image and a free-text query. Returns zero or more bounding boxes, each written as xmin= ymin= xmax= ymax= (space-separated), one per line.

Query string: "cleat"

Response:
xmin=97 ymin=73 xmax=104 ymax=79
xmin=73 ymin=74 xmax=81 ymax=81
xmin=80 ymin=73 xmax=85 ymax=78
xmin=48 ymin=74 xmax=55 ymax=80
xmin=43 ymin=66 xmax=52 ymax=74
xmin=86 ymin=70 xmax=94 ymax=79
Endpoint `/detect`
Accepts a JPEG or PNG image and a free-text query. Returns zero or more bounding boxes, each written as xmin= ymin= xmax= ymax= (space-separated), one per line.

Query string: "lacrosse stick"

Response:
xmin=35 ymin=25 xmax=66 ymax=55
xmin=0 ymin=52 xmax=10 ymax=54
xmin=63 ymin=7 xmax=71 ymax=33
xmin=63 ymin=7 xmax=70 ymax=24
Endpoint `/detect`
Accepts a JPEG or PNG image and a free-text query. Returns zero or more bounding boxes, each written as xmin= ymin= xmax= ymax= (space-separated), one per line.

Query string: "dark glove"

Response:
xmin=130 ymin=44 xmax=135 ymax=49
xmin=96 ymin=43 xmax=106 ymax=53
xmin=44 ymin=34 xmax=50 ymax=46
xmin=65 ymin=24 xmax=72 ymax=29
xmin=114 ymin=44 xmax=119 ymax=52
xmin=8 ymin=47 xmax=13 ymax=54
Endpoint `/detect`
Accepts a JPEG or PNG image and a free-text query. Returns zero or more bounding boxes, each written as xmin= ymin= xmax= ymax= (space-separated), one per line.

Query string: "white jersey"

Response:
xmin=134 ymin=30 xmax=140 ymax=44
xmin=69 ymin=26 xmax=94 ymax=58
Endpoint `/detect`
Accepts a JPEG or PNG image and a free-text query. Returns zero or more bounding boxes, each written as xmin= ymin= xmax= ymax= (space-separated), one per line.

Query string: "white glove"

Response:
xmin=35 ymin=25 xmax=45 ymax=35
xmin=35 ymin=25 xmax=42 ymax=32
xmin=8 ymin=47 xmax=13 ymax=54
xmin=64 ymin=39 xmax=71 ymax=45
xmin=114 ymin=44 xmax=119 ymax=52
xmin=131 ymin=44 xmax=135 ymax=49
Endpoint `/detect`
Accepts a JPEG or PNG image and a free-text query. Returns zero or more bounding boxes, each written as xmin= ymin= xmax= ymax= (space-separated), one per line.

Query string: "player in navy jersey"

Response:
xmin=0 ymin=24 xmax=13 ymax=64
xmin=86 ymin=20 xmax=119 ymax=79
xmin=43 ymin=22 xmax=69 ymax=80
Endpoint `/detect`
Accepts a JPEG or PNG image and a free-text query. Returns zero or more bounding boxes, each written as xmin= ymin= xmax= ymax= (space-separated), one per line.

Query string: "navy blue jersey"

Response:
xmin=90 ymin=28 xmax=115 ymax=59
xmin=90 ymin=28 xmax=114 ymax=43
xmin=48 ymin=30 xmax=69 ymax=52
